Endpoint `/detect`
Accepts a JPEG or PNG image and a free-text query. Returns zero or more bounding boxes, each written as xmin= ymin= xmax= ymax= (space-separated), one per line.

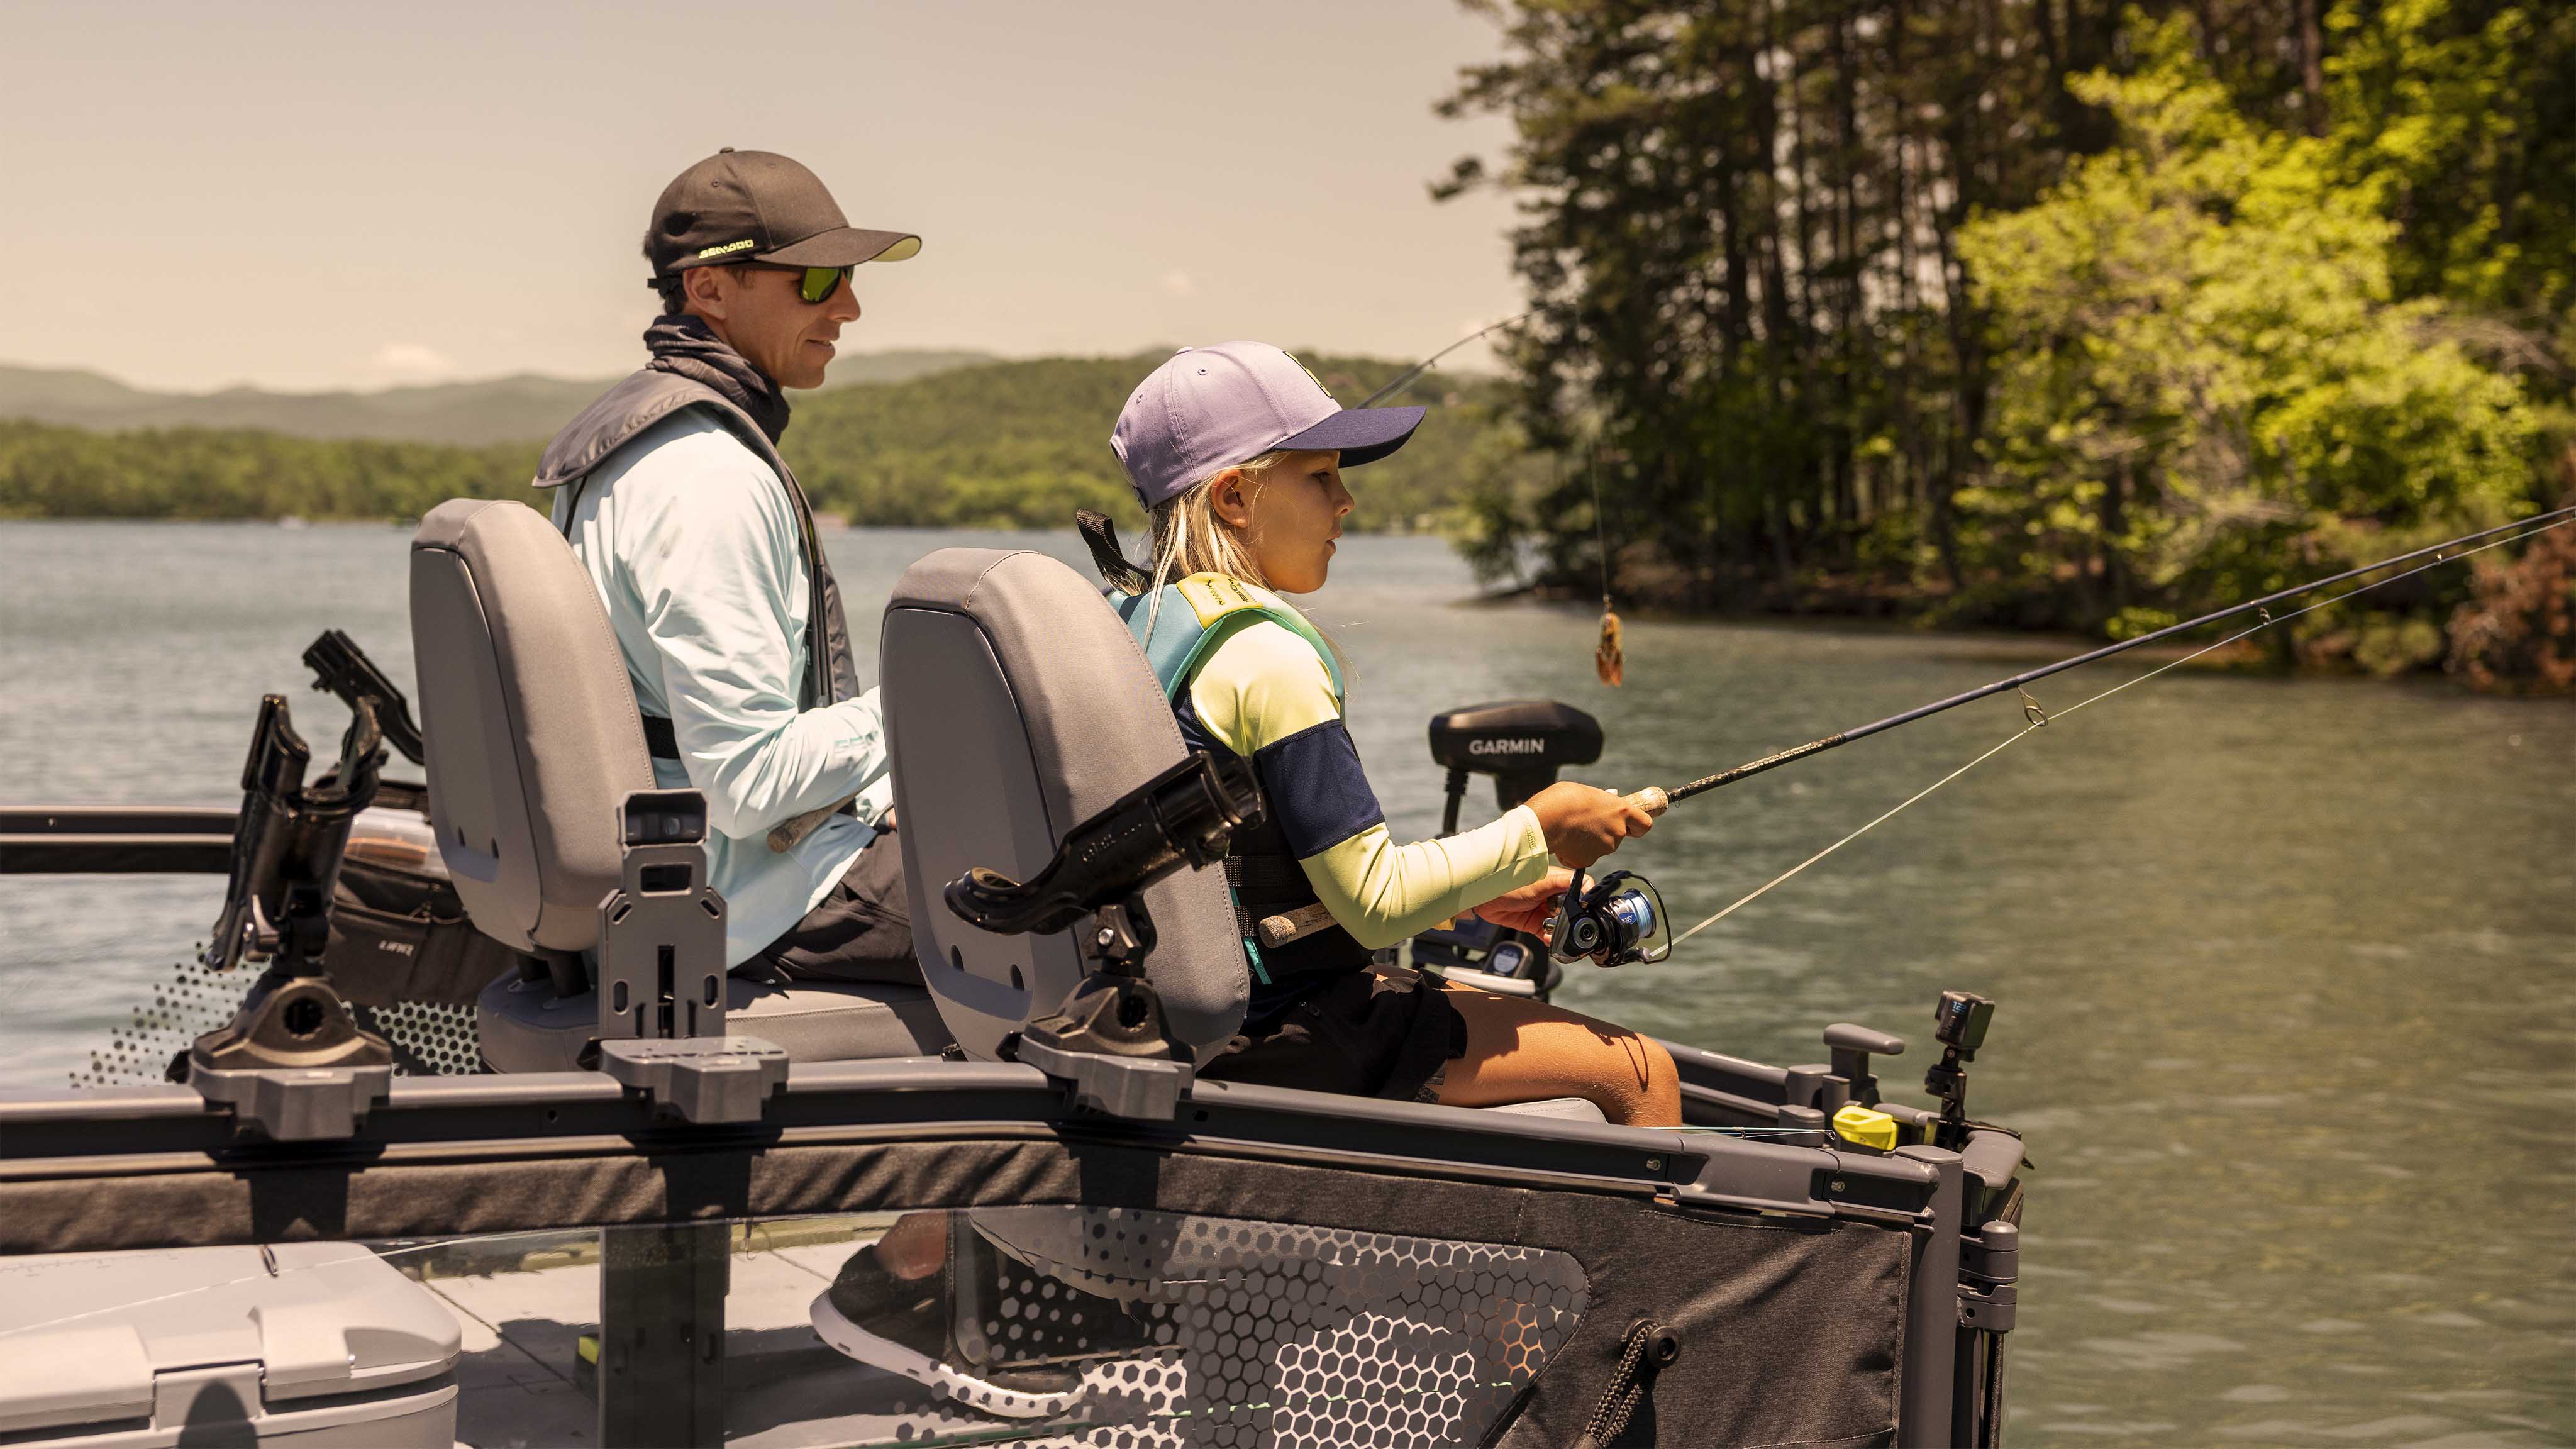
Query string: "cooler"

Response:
xmin=0 ymin=1243 xmax=460 ymax=1448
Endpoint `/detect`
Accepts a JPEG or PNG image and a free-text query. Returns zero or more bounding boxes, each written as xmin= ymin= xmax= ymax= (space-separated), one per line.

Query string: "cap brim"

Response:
xmin=760 ymin=227 xmax=921 ymax=267
xmin=1275 ymin=405 xmax=1426 ymax=468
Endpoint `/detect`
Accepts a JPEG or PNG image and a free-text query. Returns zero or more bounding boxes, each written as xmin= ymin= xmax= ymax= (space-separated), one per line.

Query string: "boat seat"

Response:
xmin=880 ymin=550 xmax=1249 ymax=1063
xmin=410 ymin=497 xmax=952 ymax=1068
xmin=474 ymin=972 xmax=952 ymax=1073
xmin=877 ymin=549 xmax=1618 ymax=1122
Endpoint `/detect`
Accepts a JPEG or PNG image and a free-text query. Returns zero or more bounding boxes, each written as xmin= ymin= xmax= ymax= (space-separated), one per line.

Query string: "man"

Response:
xmin=534 ymin=148 xmax=921 ymax=983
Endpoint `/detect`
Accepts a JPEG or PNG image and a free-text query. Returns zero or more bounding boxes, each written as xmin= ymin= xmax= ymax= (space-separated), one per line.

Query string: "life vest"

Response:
xmin=534 ymin=370 xmax=858 ymax=755
xmin=1116 ymin=574 xmax=1375 ymax=988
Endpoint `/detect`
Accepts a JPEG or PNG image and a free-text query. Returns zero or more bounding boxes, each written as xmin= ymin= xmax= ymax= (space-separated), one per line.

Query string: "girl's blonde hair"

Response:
xmin=1124 ymin=450 xmax=1353 ymax=678
xmin=1139 ymin=452 xmax=1287 ymax=594
xmin=1127 ymin=452 xmax=1287 ymax=646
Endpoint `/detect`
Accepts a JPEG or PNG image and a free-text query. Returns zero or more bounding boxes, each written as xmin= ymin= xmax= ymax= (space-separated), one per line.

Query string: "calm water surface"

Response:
xmin=3 ymin=519 xmax=2570 ymax=1443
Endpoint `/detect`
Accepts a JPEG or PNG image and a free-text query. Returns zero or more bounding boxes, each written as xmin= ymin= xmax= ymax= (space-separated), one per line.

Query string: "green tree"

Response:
xmin=1438 ymin=0 xmax=2127 ymax=606
xmin=2326 ymin=0 xmax=2576 ymax=332
xmin=1957 ymin=14 xmax=2540 ymax=669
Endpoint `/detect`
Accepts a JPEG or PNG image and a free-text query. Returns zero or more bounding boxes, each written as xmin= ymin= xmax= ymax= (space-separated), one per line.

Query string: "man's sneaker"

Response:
xmin=811 ymin=1244 xmax=1084 ymax=1421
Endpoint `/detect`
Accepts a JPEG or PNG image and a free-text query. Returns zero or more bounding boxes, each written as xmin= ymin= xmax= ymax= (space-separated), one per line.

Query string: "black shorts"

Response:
xmin=751 ymin=823 xmax=921 ymax=985
xmin=1196 ymin=965 xmax=1468 ymax=1103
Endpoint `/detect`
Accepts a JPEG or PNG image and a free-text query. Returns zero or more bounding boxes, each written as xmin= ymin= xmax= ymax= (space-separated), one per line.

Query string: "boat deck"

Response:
xmin=413 ymin=1219 xmax=1108 ymax=1448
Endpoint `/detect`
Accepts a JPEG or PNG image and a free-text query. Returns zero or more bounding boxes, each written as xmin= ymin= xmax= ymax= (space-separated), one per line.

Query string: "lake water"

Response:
xmin=2 ymin=519 xmax=2570 ymax=1444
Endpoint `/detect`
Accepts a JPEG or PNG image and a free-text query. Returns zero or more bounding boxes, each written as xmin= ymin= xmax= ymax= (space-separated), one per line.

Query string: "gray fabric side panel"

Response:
xmin=1497 ymin=1198 xmax=1909 ymax=1449
xmin=0 ymin=1139 xmax=1907 ymax=1448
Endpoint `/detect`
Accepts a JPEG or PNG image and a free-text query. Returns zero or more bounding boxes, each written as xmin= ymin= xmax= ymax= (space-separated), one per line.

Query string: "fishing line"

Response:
xmin=1662 ymin=509 xmax=2574 ymax=950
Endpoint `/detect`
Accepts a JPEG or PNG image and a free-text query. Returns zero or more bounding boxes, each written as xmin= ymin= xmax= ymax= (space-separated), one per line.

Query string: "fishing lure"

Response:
xmin=1589 ymin=453 xmax=1623 ymax=688
xmin=1596 ymin=604 xmax=1624 ymax=687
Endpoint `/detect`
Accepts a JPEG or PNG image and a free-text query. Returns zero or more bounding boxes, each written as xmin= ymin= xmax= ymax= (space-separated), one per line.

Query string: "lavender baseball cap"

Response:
xmin=1111 ymin=341 xmax=1426 ymax=508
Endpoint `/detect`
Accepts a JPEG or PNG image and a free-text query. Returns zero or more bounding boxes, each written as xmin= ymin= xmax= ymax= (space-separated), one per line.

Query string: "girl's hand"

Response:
xmin=1525 ymin=782 xmax=1656 ymax=869
xmin=1475 ymin=869 xmax=1575 ymax=935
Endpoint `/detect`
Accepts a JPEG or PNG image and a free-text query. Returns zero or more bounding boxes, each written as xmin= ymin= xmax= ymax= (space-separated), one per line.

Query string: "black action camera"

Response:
xmin=1933 ymin=990 xmax=1994 ymax=1055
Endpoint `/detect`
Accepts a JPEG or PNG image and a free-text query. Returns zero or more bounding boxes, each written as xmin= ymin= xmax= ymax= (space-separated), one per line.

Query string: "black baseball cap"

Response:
xmin=645 ymin=148 xmax=919 ymax=282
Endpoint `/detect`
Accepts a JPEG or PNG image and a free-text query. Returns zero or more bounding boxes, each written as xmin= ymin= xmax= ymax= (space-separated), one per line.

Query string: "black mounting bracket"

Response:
xmin=187 ymin=692 xmax=394 ymax=1140
xmin=189 ymin=971 xmax=394 ymax=1140
xmin=1013 ymin=894 xmax=1195 ymax=1120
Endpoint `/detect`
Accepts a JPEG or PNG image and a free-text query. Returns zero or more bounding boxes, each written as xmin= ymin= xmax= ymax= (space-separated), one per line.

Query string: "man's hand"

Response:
xmin=1474 ymin=869 xmax=1576 ymax=935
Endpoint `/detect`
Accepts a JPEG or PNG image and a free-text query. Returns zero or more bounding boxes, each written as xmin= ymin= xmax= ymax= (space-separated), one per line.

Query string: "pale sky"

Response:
xmin=4 ymin=1 xmax=1526 ymax=393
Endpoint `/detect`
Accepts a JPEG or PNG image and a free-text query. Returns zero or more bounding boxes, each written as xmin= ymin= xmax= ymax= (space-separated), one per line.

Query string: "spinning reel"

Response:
xmin=1543 ymin=866 xmax=1672 ymax=968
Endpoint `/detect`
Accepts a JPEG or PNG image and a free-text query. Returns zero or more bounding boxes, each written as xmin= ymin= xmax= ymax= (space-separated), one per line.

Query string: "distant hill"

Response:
xmin=780 ymin=352 xmax=1535 ymax=532
xmin=0 ymin=350 xmax=1538 ymax=533
xmin=0 ymin=351 xmax=993 ymax=447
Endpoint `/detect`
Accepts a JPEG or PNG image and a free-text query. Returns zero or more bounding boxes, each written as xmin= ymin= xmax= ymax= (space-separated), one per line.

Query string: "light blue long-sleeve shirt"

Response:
xmin=550 ymin=409 xmax=892 ymax=965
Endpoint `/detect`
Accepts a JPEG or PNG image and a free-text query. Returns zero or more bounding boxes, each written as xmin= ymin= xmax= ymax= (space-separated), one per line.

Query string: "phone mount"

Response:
xmin=944 ymin=751 xmax=1263 ymax=1119
xmin=187 ymin=694 xmax=396 ymax=1140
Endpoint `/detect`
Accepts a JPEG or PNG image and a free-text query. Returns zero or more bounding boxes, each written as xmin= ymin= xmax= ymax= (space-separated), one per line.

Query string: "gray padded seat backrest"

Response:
xmin=882 ymin=549 xmax=1247 ymax=1062
xmin=410 ymin=498 xmax=655 ymax=953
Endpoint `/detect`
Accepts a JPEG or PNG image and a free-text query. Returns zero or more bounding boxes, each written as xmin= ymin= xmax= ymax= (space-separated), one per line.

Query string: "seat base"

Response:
xmin=477 ymin=970 xmax=955 ymax=1074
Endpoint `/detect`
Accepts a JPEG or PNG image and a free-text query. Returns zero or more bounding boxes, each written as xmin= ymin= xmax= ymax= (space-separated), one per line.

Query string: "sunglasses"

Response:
xmin=775 ymin=264 xmax=854 ymax=304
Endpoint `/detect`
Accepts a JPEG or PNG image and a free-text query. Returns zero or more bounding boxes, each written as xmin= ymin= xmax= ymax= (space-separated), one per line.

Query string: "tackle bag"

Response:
xmin=324 ymin=779 xmax=530 ymax=1006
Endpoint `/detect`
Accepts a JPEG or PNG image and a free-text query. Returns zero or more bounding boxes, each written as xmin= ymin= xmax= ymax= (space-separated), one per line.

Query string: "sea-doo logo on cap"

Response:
xmin=697 ymin=239 xmax=757 ymax=258
xmin=1468 ymin=738 xmax=1547 ymax=757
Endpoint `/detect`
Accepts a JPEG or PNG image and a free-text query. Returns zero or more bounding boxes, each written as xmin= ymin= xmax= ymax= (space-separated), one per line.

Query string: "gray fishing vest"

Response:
xmin=531 ymin=370 xmax=859 ymax=714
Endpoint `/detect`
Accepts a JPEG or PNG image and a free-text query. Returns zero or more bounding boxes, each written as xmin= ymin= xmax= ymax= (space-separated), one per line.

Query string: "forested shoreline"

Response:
xmin=0 ymin=352 xmax=1538 ymax=537
xmin=1436 ymin=0 xmax=2572 ymax=689
xmin=8 ymin=2 xmax=2571 ymax=690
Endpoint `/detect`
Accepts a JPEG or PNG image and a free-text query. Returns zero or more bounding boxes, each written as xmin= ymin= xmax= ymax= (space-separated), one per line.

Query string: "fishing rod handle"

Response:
xmin=1626 ymin=787 xmax=1670 ymax=818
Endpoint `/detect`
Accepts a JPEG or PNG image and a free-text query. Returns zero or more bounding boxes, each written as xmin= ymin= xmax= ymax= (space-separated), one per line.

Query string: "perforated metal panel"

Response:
xmin=74 ymin=957 xmax=484 ymax=1087
xmin=825 ymin=1206 xmax=1591 ymax=1445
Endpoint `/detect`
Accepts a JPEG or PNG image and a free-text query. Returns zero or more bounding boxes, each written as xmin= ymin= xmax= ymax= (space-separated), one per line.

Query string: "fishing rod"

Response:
xmin=1543 ymin=502 xmax=2576 ymax=966
xmin=1629 ymin=503 xmax=2576 ymax=811
xmin=1353 ymin=311 xmax=1533 ymax=409
xmin=1360 ymin=315 xmax=1634 ymax=687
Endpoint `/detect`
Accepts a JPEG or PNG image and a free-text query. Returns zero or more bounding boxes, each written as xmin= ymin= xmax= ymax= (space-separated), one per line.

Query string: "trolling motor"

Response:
xmin=945 ymin=750 xmax=1263 ymax=1118
xmin=1413 ymin=701 xmax=1609 ymax=992
xmin=1427 ymin=700 xmax=1604 ymax=836
xmin=1923 ymin=989 xmax=1996 ymax=1152
xmin=186 ymin=692 xmax=396 ymax=1139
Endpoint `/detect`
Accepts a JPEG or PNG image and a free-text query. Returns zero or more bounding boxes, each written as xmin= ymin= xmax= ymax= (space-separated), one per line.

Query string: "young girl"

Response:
xmin=1108 ymin=341 xmax=1680 ymax=1126
xmin=808 ymin=345 xmax=1679 ymax=1415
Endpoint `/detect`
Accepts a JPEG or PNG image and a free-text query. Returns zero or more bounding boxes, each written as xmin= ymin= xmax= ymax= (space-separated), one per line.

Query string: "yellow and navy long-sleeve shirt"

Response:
xmin=1170 ymin=601 xmax=1552 ymax=1017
